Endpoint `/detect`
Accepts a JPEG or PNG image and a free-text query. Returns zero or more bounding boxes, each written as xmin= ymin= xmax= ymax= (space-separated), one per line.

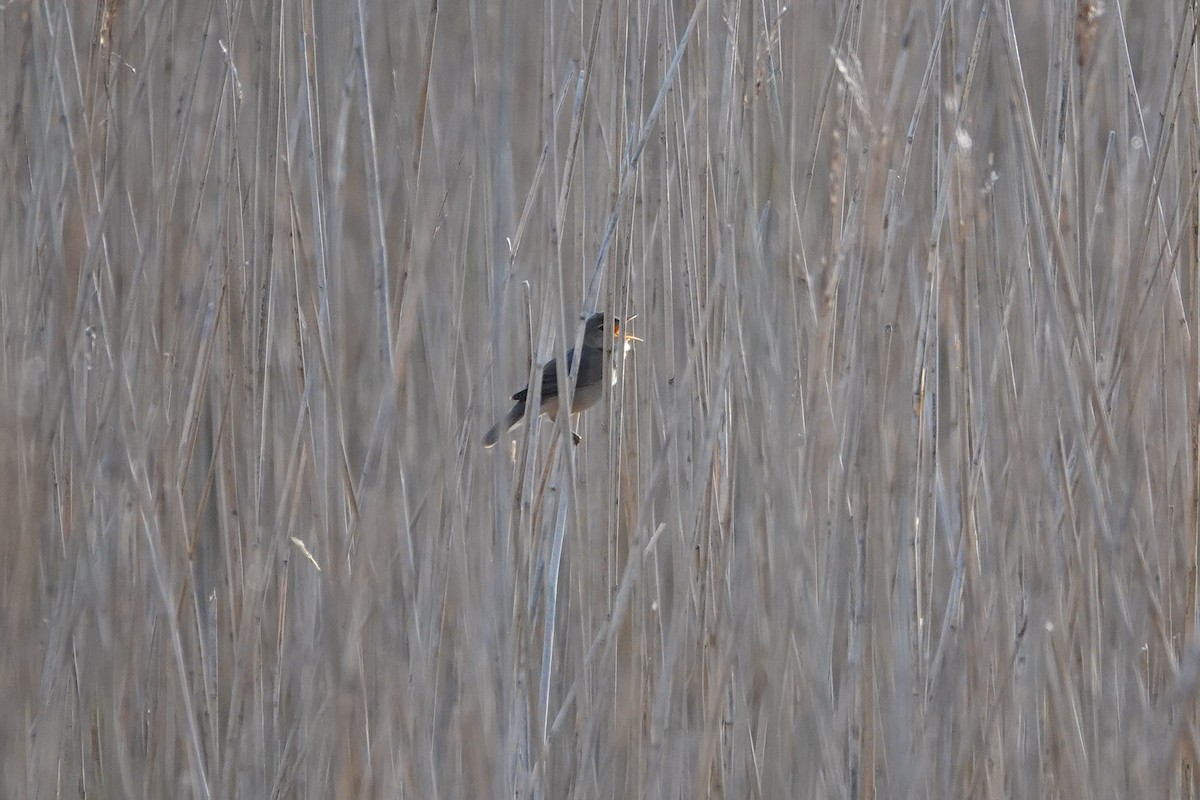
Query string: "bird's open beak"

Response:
xmin=613 ymin=316 xmax=643 ymax=342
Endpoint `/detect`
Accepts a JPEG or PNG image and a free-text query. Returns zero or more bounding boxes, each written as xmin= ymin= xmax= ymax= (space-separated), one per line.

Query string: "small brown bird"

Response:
xmin=483 ymin=312 xmax=632 ymax=448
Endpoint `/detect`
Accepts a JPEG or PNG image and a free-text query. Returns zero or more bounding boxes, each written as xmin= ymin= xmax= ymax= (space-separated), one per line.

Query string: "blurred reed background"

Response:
xmin=1 ymin=0 xmax=1198 ymax=796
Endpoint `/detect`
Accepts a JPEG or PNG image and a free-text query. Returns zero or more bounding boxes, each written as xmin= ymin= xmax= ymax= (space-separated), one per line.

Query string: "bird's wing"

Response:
xmin=510 ymin=355 xmax=562 ymax=403
xmin=538 ymin=350 xmax=568 ymax=398
xmin=512 ymin=347 xmax=597 ymax=403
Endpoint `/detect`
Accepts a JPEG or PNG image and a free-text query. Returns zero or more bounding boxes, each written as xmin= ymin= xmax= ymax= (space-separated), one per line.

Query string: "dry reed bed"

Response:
xmin=1 ymin=0 xmax=1198 ymax=797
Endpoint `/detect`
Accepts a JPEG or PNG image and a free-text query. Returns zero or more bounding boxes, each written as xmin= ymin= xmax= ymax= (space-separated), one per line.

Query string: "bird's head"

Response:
xmin=582 ymin=312 xmax=641 ymax=350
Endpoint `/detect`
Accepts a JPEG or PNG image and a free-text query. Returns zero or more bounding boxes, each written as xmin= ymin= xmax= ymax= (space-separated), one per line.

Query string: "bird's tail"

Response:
xmin=482 ymin=401 xmax=526 ymax=448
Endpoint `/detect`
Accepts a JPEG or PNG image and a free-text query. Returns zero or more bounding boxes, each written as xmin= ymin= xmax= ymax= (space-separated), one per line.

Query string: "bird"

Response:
xmin=482 ymin=312 xmax=633 ymax=448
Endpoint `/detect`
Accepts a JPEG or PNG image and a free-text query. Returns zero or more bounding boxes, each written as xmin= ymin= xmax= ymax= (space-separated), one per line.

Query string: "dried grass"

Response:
xmin=2 ymin=0 xmax=1199 ymax=796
